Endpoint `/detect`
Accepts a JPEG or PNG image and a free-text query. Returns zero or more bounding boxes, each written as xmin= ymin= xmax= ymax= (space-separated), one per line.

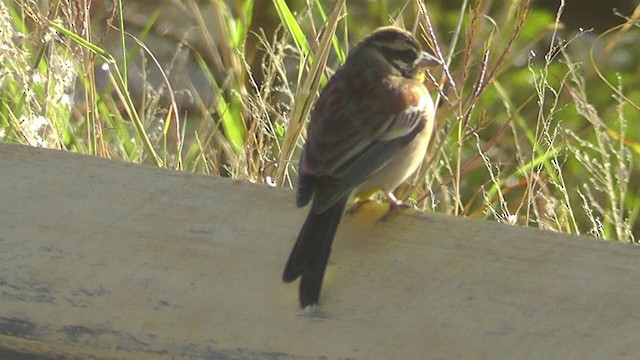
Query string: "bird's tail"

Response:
xmin=282 ymin=197 xmax=348 ymax=308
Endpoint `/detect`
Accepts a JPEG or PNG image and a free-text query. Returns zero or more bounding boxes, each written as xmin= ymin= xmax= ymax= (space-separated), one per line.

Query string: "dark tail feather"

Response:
xmin=282 ymin=197 xmax=348 ymax=308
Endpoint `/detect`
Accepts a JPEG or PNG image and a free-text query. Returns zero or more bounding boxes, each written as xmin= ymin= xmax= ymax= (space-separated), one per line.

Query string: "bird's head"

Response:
xmin=349 ymin=26 xmax=440 ymax=82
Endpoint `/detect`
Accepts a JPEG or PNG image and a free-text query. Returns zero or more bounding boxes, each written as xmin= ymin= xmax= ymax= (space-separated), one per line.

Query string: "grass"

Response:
xmin=1 ymin=0 xmax=638 ymax=241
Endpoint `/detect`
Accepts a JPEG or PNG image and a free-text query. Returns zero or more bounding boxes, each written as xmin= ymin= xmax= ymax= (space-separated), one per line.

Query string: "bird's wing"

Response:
xmin=303 ymin=79 xmax=432 ymax=212
xmin=302 ymin=77 xmax=428 ymax=175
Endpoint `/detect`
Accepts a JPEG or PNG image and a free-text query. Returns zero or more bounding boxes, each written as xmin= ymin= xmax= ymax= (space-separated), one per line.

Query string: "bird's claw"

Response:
xmin=379 ymin=193 xmax=412 ymax=222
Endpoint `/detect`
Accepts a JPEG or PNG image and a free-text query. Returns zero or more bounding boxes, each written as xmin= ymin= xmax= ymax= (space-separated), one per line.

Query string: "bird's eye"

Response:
xmin=379 ymin=46 xmax=418 ymax=71
xmin=395 ymin=49 xmax=418 ymax=65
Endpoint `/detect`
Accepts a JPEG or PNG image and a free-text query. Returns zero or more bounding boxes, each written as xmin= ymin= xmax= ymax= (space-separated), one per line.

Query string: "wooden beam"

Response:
xmin=0 ymin=143 xmax=638 ymax=359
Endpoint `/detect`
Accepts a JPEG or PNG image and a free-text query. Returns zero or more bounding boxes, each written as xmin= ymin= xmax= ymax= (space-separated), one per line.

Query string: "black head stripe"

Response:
xmin=365 ymin=27 xmax=417 ymax=45
xmin=356 ymin=27 xmax=423 ymax=76
xmin=378 ymin=47 xmax=418 ymax=66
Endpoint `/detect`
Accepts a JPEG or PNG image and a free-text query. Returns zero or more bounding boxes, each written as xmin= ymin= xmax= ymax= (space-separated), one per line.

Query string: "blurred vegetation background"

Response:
xmin=1 ymin=0 xmax=639 ymax=241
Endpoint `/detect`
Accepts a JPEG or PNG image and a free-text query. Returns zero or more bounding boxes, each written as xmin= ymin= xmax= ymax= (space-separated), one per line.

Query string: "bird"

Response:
xmin=282 ymin=26 xmax=440 ymax=309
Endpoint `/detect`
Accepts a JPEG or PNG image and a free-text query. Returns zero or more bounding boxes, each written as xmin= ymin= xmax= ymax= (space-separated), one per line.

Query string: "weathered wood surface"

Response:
xmin=0 ymin=142 xmax=639 ymax=359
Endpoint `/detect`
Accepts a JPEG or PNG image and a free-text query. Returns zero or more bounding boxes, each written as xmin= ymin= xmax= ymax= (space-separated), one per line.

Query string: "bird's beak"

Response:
xmin=416 ymin=51 xmax=441 ymax=67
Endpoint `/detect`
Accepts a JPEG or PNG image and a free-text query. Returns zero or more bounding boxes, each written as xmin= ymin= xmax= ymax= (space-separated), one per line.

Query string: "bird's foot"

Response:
xmin=380 ymin=192 xmax=412 ymax=222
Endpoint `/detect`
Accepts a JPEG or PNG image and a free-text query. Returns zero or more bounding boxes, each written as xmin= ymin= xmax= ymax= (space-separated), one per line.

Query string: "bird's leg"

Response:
xmin=380 ymin=192 xmax=411 ymax=222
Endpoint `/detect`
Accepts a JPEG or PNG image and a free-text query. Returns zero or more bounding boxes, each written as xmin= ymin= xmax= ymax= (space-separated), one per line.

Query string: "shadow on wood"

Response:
xmin=0 ymin=143 xmax=638 ymax=359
